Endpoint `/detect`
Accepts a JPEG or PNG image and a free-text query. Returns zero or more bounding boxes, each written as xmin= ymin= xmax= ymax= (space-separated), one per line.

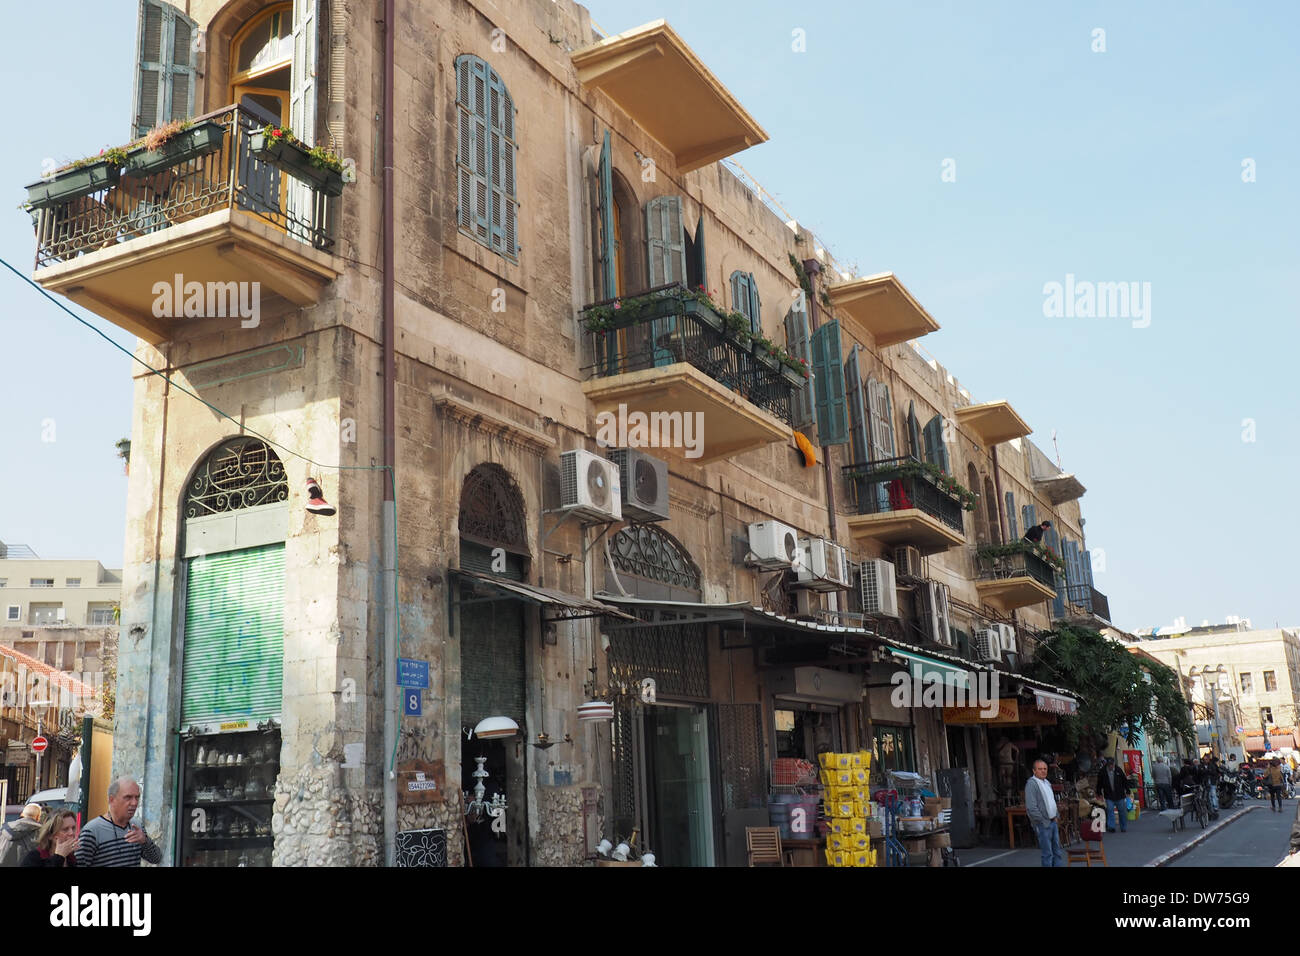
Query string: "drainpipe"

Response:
xmin=991 ymin=445 xmax=1007 ymax=544
xmin=802 ymin=258 xmax=837 ymax=541
xmin=382 ymin=0 xmax=398 ymax=868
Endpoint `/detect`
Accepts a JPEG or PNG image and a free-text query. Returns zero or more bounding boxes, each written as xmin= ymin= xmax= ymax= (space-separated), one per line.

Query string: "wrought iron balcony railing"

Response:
xmin=974 ymin=542 xmax=1059 ymax=591
xmin=840 ymin=455 xmax=966 ymax=534
xmin=579 ymin=284 xmax=797 ymax=426
xmin=29 ymin=104 xmax=336 ymax=268
xmin=1066 ymin=583 xmax=1111 ymax=622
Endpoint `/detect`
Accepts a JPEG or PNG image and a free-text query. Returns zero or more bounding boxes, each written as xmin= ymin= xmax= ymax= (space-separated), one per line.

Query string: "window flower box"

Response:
xmin=25 ymin=161 xmax=120 ymax=210
xmin=249 ymin=130 xmax=345 ymax=197
xmin=125 ymin=121 xmax=226 ymax=176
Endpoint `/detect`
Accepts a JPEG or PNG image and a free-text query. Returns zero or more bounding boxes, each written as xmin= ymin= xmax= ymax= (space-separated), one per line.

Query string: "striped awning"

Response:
xmin=1033 ymin=689 xmax=1078 ymax=715
xmin=890 ymin=648 xmax=972 ymax=690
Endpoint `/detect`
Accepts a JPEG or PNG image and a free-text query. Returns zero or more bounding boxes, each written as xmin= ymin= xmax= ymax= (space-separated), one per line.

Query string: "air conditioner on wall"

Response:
xmin=796 ymin=538 xmax=850 ymax=590
xmin=917 ymin=580 xmax=952 ymax=645
xmin=858 ymin=559 xmax=899 ymax=617
xmin=748 ymin=521 xmax=800 ymax=570
xmin=996 ymin=623 xmax=1017 ymax=654
xmin=559 ymin=449 xmax=622 ymax=522
xmin=891 ymin=545 xmax=923 ymax=579
xmin=975 ymin=629 xmax=1003 ymax=662
xmin=607 ymin=449 xmax=670 ymax=523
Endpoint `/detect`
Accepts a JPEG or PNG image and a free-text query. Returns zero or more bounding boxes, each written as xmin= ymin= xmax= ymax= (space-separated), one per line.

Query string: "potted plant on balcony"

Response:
xmin=680 ymin=285 xmax=725 ymax=332
xmin=25 ymin=147 xmax=128 ymax=210
xmin=750 ymin=332 xmax=782 ymax=373
xmin=721 ymin=310 xmax=752 ymax=347
xmin=125 ymin=119 xmax=226 ymax=176
xmin=249 ymin=125 xmax=346 ymax=197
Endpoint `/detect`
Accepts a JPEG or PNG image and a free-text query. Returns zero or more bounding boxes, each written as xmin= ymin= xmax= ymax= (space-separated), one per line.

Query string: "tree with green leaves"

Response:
xmin=1028 ymin=624 xmax=1195 ymax=753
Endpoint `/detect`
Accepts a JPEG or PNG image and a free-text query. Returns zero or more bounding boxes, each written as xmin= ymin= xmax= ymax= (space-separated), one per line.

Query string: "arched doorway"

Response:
xmin=177 ymin=436 xmax=288 ymax=868
xmin=230 ymin=3 xmax=292 ymax=126
xmin=457 ymin=464 xmax=530 ymax=866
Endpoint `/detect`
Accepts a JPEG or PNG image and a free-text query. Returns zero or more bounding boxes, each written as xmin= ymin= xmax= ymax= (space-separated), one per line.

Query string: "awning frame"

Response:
xmin=451 ymin=569 xmax=635 ymax=622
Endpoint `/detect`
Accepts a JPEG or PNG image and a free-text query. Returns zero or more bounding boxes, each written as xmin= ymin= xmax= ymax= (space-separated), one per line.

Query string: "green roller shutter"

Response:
xmin=181 ymin=544 xmax=285 ymax=727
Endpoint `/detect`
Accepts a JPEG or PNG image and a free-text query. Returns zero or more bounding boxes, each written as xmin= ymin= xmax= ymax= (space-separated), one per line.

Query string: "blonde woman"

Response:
xmin=20 ymin=810 xmax=78 ymax=867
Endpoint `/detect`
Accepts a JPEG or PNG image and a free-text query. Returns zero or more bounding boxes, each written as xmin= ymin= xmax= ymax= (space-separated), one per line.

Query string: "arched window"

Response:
xmin=185 ymin=437 xmax=288 ymax=518
xmin=229 ymin=3 xmax=293 ymax=128
xmin=458 ymin=464 xmax=529 ymax=578
xmin=607 ymin=525 xmax=701 ymax=601
xmin=456 ymin=55 xmax=518 ymax=260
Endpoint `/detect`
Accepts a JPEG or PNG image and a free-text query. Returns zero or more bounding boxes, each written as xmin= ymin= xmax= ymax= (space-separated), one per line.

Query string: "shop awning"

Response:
xmin=1244 ymin=733 xmax=1297 ymax=753
xmin=1031 ymin=689 xmax=1079 ymax=715
xmin=453 ymin=570 xmax=635 ymax=621
xmin=889 ymin=648 xmax=972 ymax=690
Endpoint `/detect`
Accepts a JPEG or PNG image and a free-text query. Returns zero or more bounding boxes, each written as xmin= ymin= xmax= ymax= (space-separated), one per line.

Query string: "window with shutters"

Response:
xmin=811 ymin=321 xmax=848 ymax=446
xmin=967 ymin=464 xmax=985 ymax=543
xmin=133 ymin=0 xmax=198 ymax=139
xmin=922 ymin=415 xmax=949 ymax=474
xmin=784 ymin=307 xmax=814 ymax=429
xmin=729 ymin=271 xmax=761 ymax=335
xmin=1005 ymin=491 xmax=1018 ymax=539
xmin=456 ymin=55 xmax=518 ymax=260
xmin=983 ymin=477 xmax=999 ymax=543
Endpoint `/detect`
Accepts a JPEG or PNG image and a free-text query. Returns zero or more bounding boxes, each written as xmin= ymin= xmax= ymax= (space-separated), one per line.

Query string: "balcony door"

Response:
xmin=231 ymin=5 xmax=292 ymax=220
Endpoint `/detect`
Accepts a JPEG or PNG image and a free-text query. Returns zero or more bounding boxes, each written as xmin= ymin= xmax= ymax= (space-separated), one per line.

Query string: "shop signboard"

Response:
xmin=396 ymin=759 xmax=444 ymax=807
xmin=942 ymin=699 xmax=1019 ymax=725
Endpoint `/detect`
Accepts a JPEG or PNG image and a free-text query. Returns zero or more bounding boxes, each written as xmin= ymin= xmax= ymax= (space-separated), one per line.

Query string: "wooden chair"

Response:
xmin=1066 ymin=813 xmax=1107 ymax=866
xmin=746 ymin=826 xmax=786 ymax=867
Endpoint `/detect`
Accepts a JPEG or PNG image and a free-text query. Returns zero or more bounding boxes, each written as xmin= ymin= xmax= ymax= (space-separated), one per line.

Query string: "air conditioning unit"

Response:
xmin=607 ymin=449 xmax=669 ymax=522
xmin=858 ymin=559 xmax=899 ymax=618
xmin=796 ymin=538 xmax=850 ymax=591
xmin=996 ymin=623 xmax=1018 ymax=655
xmin=559 ymin=449 xmax=622 ymax=522
xmin=892 ymin=545 xmax=923 ymax=579
xmin=975 ymin=629 xmax=1002 ymax=662
xmin=917 ymin=580 xmax=952 ymax=645
xmin=748 ymin=521 xmax=800 ymax=570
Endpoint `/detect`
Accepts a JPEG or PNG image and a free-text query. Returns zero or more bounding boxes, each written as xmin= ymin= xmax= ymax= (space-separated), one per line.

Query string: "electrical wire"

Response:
xmin=0 ymin=254 xmax=407 ymax=771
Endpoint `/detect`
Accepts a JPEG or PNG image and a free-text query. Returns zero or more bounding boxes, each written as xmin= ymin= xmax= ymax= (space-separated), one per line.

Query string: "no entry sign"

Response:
xmin=31 ymin=735 xmax=48 ymax=754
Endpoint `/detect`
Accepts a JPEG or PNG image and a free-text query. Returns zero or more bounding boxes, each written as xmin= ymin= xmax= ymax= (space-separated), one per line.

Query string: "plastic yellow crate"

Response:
xmin=854 ymin=802 xmax=872 ymax=819
xmin=827 ymin=769 xmax=853 ymax=787
xmin=827 ymin=833 xmax=849 ymax=851
xmin=818 ymin=769 xmax=835 ymax=787
xmin=828 ymin=800 xmax=856 ymax=818
xmin=847 ymin=817 xmax=867 ymax=834
xmin=850 ymin=833 xmax=871 ymax=850
xmin=850 ymin=752 xmax=864 ymax=768
xmin=825 ymin=848 xmax=850 ymax=867
xmin=818 ymin=752 xmax=851 ymax=770
xmin=850 ymin=849 xmax=872 ymax=867
xmin=852 ymin=768 xmax=870 ymax=786
xmin=859 ymin=751 xmax=872 ymax=768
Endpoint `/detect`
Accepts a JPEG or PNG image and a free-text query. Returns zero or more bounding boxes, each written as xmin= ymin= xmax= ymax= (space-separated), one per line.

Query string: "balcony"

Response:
xmin=1062 ymin=583 xmax=1112 ymax=626
xmin=974 ymin=542 xmax=1059 ymax=612
xmin=824 ymin=273 xmax=939 ymax=349
xmin=954 ymin=400 xmax=1031 ymax=447
xmin=572 ymin=21 xmax=768 ymax=173
xmin=580 ymin=286 xmax=797 ymax=464
xmin=840 ymin=456 xmax=968 ymax=555
xmin=26 ymin=105 xmax=343 ymax=344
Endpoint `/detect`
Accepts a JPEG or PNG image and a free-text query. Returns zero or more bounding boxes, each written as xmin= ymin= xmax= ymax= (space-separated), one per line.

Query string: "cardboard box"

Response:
xmin=926 ymin=832 xmax=951 ymax=848
xmin=923 ymin=797 xmax=942 ymax=818
xmin=868 ymin=819 xmax=884 ymax=838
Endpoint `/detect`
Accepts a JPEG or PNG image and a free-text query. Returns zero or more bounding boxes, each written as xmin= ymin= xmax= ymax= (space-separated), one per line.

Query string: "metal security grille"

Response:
xmin=458 ymin=464 xmax=529 ymax=553
xmin=608 ymin=621 xmax=709 ymax=700
xmin=184 ymin=437 xmax=288 ymax=519
xmin=459 ymin=582 xmax=525 ymax=728
xmin=611 ymin=701 xmax=637 ymax=837
xmin=716 ymin=703 xmax=765 ymax=810
xmin=181 ymin=544 xmax=284 ymax=726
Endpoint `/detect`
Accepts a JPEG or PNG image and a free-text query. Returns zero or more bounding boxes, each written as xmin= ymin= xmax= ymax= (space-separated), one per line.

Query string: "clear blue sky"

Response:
xmin=2 ymin=1 xmax=1296 ymax=634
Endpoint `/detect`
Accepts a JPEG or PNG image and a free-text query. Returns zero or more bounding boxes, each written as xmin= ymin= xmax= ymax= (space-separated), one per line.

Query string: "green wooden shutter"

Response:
xmin=1005 ymin=491 xmax=1018 ymax=539
xmin=455 ymin=56 xmax=491 ymax=245
xmin=133 ymin=0 xmax=197 ymax=138
xmin=867 ymin=379 xmax=895 ymax=461
xmin=181 ymin=544 xmax=285 ymax=727
xmin=811 ymin=320 xmax=848 ymax=446
xmin=285 ymin=0 xmax=320 ymax=243
xmin=488 ymin=69 xmax=517 ymax=257
xmin=731 ymin=271 xmax=762 ymax=332
xmin=784 ymin=308 xmax=814 ymax=429
xmin=645 ymin=196 xmax=687 ymax=286
xmin=1082 ymin=547 xmax=1095 ymax=587
xmin=907 ymin=402 xmax=921 ymax=460
xmin=691 ymin=213 xmax=707 ymax=291
xmin=844 ymin=345 xmax=870 ymax=466
xmin=923 ymin=414 xmax=949 ymax=474
xmin=597 ymin=130 xmax=617 ymax=299
xmin=747 ymin=273 xmax=761 ymax=336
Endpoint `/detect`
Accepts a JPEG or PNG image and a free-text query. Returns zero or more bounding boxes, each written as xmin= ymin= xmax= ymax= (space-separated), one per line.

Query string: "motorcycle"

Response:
xmin=1252 ymin=770 xmax=1269 ymax=800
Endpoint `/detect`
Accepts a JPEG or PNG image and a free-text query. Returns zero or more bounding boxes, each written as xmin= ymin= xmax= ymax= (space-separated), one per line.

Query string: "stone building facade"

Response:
xmin=26 ymin=0 xmax=1109 ymax=864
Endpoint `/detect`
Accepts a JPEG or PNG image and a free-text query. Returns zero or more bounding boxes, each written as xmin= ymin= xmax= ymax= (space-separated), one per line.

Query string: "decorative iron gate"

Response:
xmin=716 ymin=703 xmax=766 ymax=811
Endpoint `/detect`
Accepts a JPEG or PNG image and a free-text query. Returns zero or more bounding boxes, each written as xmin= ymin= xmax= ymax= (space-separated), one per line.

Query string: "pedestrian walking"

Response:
xmin=77 ymin=777 xmax=162 ymax=866
xmin=1026 ymin=759 xmax=1064 ymax=867
xmin=1096 ymin=757 xmax=1131 ymax=833
xmin=20 ymin=810 xmax=78 ymax=867
xmin=1151 ymin=756 xmax=1175 ymax=811
xmin=1267 ymin=759 xmax=1285 ymax=812
xmin=0 ymin=804 xmax=43 ymax=867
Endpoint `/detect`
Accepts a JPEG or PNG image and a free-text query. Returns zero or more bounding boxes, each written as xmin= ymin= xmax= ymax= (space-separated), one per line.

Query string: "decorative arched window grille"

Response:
xmin=458 ymin=463 xmax=529 ymax=553
xmin=185 ymin=437 xmax=288 ymax=519
xmin=455 ymin=54 xmax=518 ymax=259
xmin=608 ymin=525 xmax=701 ymax=598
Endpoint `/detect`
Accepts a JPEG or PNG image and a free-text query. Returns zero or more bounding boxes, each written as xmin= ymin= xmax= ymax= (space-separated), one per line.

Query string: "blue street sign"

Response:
xmin=404 ymin=689 xmax=422 ymax=717
xmin=398 ymin=658 xmax=430 ymax=689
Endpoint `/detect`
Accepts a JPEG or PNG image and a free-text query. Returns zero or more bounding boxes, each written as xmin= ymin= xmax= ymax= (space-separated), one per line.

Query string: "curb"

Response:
xmin=1145 ymin=804 xmax=1261 ymax=867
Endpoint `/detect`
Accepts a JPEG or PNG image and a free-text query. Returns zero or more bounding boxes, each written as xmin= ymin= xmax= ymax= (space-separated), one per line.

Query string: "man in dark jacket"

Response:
xmin=1024 ymin=521 xmax=1052 ymax=544
xmin=1096 ymin=758 xmax=1131 ymax=833
xmin=0 ymin=804 xmax=43 ymax=867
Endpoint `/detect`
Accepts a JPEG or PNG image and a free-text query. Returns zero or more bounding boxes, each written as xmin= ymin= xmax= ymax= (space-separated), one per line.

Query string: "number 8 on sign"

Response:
xmin=404 ymin=690 xmax=422 ymax=717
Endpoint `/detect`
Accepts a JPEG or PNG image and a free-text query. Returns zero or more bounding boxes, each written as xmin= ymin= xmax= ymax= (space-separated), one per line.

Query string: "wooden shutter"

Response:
xmin=1048 ymin=528 xmax=1065 ymax=617
xmin=812 ymin=321 xmax=848 ymax=446
xmin=867 ymin=378 xmax=895 ymax=461
xmin=1005 ymin=491 xmax=1018 ymax=539
xmin=691 ymin=213 xmax=707 ymax=291
xmin=597 ymin=130 xmax=617 ymax=299
xmin=844 ymin=345 xmax=870 ymax=465
xmin=784 ymin=308 xmax=814 ymax=429
xmin=907 ymin=402 xmax=921 ymax=460
xmin=1081 ymin=547 xmax=1095 ymax=587
xmin=456 ymin=56 xmax=492 ymax=245
xmin=922 ymin=414 xmax=949 ymax=474
xmin=747 ymin=273 xmax=761 ymax=336
xmin=133 ymin=0 xmax=198 ymax=138
xmin=646 ymin=197 xmax=687 ymax=286
xmin=488 ymin=69 xmax=517 ymax=257
xmin=285 ymin=0 xmax=321 ymax=242
xmin=181 ymin=545 xmax=285 ymax=727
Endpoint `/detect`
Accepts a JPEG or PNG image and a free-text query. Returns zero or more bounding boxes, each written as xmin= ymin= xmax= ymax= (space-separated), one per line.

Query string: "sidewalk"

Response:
xmin=957 ymin=802 xmax=1262 ymax=867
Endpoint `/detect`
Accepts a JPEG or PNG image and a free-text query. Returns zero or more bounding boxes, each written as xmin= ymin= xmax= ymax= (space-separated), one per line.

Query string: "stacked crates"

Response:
xmin=818 ymin=751 xmax=878 ymax=867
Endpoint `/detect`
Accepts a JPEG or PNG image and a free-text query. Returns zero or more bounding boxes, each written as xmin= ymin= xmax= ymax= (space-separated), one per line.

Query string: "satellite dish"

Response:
xmin=586 ymin=459 xmax=609 ymax=507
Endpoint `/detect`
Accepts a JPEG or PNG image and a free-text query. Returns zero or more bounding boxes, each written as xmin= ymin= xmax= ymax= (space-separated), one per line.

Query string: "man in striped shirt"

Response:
xmin=77 ymin=777 xmax=162 ymax=867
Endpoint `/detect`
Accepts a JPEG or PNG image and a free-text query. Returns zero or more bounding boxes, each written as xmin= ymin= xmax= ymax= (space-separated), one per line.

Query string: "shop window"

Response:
xmin=872 ymin=725 xmax=915 ymax=779
xmin=1264 ymin=670 xmax=1277 ymax=692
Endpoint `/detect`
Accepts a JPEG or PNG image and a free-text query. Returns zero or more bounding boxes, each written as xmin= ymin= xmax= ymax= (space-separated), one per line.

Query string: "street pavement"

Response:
xmin=955 ymin=796 xmax=1290 ymax=867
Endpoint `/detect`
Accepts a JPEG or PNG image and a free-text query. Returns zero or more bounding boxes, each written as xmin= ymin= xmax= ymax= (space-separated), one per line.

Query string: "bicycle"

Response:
xmin=1193 ymin=785 xmax=1210 ymax=828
